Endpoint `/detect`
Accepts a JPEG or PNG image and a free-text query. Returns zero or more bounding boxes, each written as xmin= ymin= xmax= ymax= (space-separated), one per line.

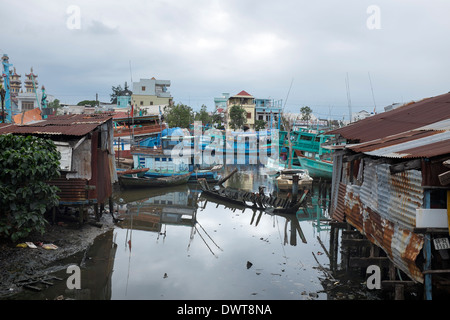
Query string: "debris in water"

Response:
xmin=246 ymin=261 xmax=253 ymax=269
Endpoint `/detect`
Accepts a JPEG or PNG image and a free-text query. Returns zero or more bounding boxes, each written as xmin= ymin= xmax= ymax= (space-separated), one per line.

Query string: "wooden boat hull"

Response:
xmin=197 ymin=178 xmax=309 ymax=214
xmin=116 ymin=167 xmax=149 ymax=177
xmin=118 ymin=172 xmax=192 ymax=188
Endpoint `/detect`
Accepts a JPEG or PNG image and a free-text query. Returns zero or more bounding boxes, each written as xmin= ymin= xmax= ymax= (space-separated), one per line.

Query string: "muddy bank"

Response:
xmin=0 ymin=211 xmax=115 ymax=298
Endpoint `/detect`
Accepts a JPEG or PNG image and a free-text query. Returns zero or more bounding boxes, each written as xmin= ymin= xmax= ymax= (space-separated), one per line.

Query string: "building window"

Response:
xmin=150 ymin=101 xmax=153 ymax=105
xmin=142 ymin=86 xmax=146 ymax=91
xmin=247 ymin=112 xmax=252 ymax=119
xmin=22 ymin=101 xmax=34 ymax=111
xmin=140 ymin=101 xmax=144 ymax=106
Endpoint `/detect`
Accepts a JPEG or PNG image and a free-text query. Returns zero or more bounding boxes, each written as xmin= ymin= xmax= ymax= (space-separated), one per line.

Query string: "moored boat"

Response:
xmin=118 ymin=172 xmax=192 ymax=189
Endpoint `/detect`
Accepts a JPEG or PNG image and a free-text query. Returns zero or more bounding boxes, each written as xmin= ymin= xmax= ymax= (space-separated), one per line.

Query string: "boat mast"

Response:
xmin=345 ymin=72 xmax=352 ymax=123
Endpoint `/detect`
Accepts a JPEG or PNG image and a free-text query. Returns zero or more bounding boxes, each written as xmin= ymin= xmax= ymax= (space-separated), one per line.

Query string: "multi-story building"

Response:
xmin=226 ymin=90 xmax=255 ymax=130
xmin=131 ymin=77 xmax=173 ymax=108
xmin=217 ymin=90 xmax=282 ymax=131
xmin=254 ymin=98 xmax=282 ymax=129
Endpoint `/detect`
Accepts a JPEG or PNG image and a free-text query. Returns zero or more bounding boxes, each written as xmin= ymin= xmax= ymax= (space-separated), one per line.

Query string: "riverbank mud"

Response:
xmin=0 ymin=211 xmax=114 ymax=298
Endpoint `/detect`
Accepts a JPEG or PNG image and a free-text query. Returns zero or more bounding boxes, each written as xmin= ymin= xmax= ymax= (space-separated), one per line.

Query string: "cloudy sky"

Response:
xmin=2 ymin=0 xmax=449 ymax=120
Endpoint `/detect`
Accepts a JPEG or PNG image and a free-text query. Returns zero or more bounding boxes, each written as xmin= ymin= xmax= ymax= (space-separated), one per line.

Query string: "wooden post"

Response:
xmin=424 ymin=233 xmax=433 ymax=300
xmin=447 ymin=190 xmax=450 ymax=236
xmin=94 ymin=203 xmax=100 ymax=222
xmin=423 ymin=189 xmax=433 ymax=300
xmin=394 ymin=284 xmax=405 ymax=300
xmin=292 ymin=174 xmax=299 ymax=203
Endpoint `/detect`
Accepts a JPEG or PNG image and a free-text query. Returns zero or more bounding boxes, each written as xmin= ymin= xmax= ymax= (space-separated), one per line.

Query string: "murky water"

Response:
xmin=6 ymin=165 xmax=384 ymax=300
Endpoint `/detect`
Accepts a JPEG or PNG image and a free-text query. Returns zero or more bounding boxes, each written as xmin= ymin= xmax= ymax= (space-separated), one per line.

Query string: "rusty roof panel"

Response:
xmin=328 ymin=92 xmax=450 ymax=143
xmin=346 ymin=126 xmax=450 ymax=159
xmin=0 ymin=114 xmax=113 ymax=136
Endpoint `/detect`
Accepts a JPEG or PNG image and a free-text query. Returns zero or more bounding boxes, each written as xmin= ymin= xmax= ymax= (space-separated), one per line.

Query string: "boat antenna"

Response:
xmin=345 ymin=73 xmax=352 ymax=123
xmin=129 ymin=60 xmax=133 ymax=83
xmin=279 ymin=78 xmax=294 ymax=169
xmin=368 ymin=71 xmax=377 ymax=114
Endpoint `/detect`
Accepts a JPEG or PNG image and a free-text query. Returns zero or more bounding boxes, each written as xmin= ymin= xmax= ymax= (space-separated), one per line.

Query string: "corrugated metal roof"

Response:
xmin=328 ymin=92 xmax=450 ymax=143
xmin=346 ymin=128 xmax=450 ymax=159
xmin=0 ymin=114 xmax=113 ymax=136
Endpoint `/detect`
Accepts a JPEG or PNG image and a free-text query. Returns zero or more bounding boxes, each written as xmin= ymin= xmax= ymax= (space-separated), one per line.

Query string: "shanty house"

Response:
xmin=328 ymin=92 xmax=450 ymax=299
xmin=0 ymin=113 xmax=118 ymax=222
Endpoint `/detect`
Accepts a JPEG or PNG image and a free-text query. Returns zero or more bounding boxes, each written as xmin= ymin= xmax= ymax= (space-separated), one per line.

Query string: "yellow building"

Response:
xmin=131 ymin=77 xmax=173 ymax=108
xmin=226 ymin=90 xmax=255 ymax=130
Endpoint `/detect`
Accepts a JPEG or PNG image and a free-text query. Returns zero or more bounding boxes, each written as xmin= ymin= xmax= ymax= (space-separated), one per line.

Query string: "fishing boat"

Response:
xmin=131 ymin=130 xmax=222 ymax=183
xmin=289 ymin=128 xmax=334 ymax=180
xmin=118 ymin=172 xmax=192 ymax=189
xmin=197 ymin=169 xmax=309 ymax=214
xmin=295 ymin=150 xmax=333 ymax=180
xmin=116 ymin=167 xmax=149 ymax=177
xmin=275 ymin=168 xmax=313 ymax=191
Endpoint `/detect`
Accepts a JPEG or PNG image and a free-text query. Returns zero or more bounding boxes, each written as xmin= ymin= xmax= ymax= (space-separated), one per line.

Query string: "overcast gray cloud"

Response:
xmin=1 ymin=0 xmax=449 ymax=119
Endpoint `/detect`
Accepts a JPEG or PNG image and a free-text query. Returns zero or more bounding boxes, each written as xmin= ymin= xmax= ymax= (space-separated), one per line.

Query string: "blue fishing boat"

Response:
xmin=290 ymin=129 xmax=334 ymax=180
xmin=131 ymin=128 xmax=223 ymax=183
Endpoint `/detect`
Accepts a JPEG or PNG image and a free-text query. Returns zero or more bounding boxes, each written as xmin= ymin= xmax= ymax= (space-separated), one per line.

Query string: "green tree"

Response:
xmin=77 ymin=100 xmax=99 ymax=107
xmin=254 ymin=119 xmax=267 ymax=131
xmin=48 ymin=98 xmax=61 ymax=109
xmin=300 ymin=106 xmax=312 ymax=124
xmin=228 ymin=105 xmax=247 ymax=130
xmin=164 ymin=103 xmax=193 ymax=128
xmin=194 ymin=105 xmax=212 ymax=126
xmin=110 ymin=84 xmax=123 ymax=104
xmin=211 ymin=112 xmax=224 ymax=129
xmin=0 ymin=135 xmax=61 ymax=242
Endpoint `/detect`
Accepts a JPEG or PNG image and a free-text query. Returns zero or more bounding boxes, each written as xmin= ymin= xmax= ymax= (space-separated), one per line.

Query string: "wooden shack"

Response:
xmin=0 ymin=113 xmax=118 ymax=224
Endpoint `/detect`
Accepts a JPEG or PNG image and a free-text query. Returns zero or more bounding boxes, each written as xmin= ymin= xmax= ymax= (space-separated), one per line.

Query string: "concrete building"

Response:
xmin=215 ymin=91 xmax=283 ymax=131
xmin=131 ymin=77 xmax=173 ymax=108
xmin=226 ymin=90 xmax=255 ymax=130
xmin=255 ymin=98 xmax=282 ymax=129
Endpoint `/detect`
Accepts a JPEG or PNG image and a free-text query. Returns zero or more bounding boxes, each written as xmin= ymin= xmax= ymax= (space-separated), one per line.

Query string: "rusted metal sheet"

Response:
xmin=337 ymin=158 xmax=425 ymax=283
xmin=342 ymin=183 xmax=425 ymax=283
xmin=327 ymin=92 xmax=450 ymax=143
xmin=360 ymin=162 xmax=423 ymax=230
xmin=50 ymin=175 xmax=89 ymax=204
xmin=331 ymin=183 xmax=346 ymax=222
xmin=352 ymin=130 xmax=450 ymax=159
xmin=0 ymin=114 xmax=113 ymax=137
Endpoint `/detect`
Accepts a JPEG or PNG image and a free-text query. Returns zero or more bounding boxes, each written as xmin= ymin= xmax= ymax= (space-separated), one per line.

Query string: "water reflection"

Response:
xmin=7 ymin=165 xmax=343 ymax=300
xmin=107 ymin=166 xmax=335 ymax=299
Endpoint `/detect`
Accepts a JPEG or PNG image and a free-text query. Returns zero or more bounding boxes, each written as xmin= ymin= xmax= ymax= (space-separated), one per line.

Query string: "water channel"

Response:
xmin=7 ymin=165 xmax=385 ymax=300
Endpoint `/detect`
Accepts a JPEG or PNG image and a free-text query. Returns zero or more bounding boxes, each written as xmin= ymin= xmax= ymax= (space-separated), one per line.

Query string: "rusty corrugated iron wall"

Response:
xmin=331 ymin=156 xmax=425 ymax=283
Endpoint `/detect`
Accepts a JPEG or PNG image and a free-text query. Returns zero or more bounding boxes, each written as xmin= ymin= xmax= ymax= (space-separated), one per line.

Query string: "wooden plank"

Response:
xmin=422 ymin=269 xmax=450 ymax=275
xmin=341 ymin=239 xmax=372 ymax=247
xmin=389 ymin=159 xmax=421 ymax=174
xmin=381 ymin=280 xmax=417 ymax=288
xmin=349 ymin=257 xmax=390 ymax=268
xmin=438 ymin=170 xmax=450 ymax=185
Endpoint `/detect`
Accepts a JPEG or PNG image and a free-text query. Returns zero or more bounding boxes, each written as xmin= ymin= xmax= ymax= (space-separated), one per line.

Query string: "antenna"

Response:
xmin=368 ymin=72 xmax=377 ymax=114
xmin=129 ymin=60 xmax=133 ymax=83
xmin=345 ymin=73 xmax=352 ymax=123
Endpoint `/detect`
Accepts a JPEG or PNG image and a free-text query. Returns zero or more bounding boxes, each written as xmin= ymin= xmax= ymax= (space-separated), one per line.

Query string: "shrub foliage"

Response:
xmin=0 ymin=134 xmax=61 ymax=241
